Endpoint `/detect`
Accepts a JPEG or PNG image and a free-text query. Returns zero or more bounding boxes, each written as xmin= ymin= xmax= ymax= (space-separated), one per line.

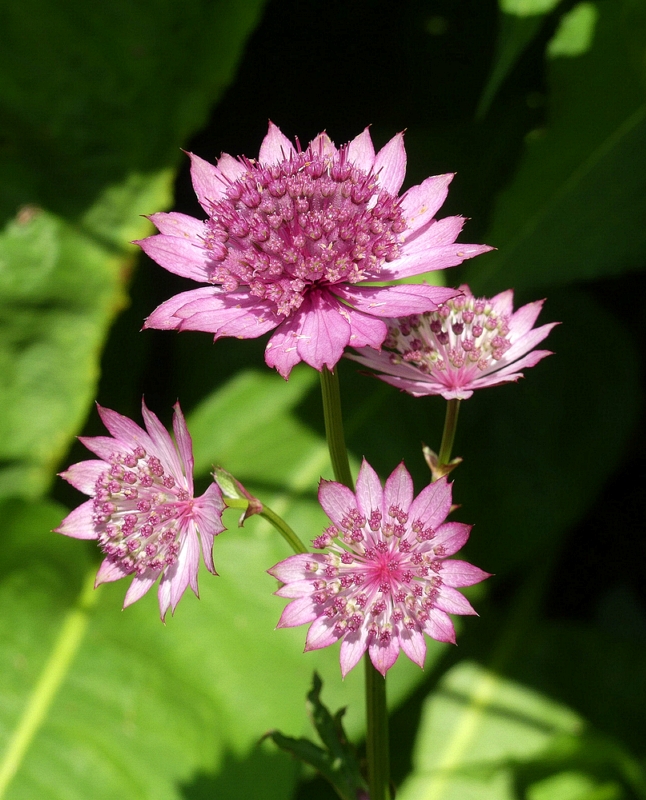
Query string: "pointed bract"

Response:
xmin=268 ymin=460 xmax=488 ymax=676
xmin=138 ymin=123 xmax=490 ymax=377
xmin=56 ymin=402 xmax=226 ymax=619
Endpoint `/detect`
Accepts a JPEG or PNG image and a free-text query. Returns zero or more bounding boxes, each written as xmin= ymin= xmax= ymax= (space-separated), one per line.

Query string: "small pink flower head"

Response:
xmin=268 ymin=460 xmax=489 ymax=677
xmin=56 ymin=401 xmax=226 ymax=620
xmin=136 ymin=122 xmax=492 ymax=378
xmin=348 ymin=285 xmax=557 ymax=400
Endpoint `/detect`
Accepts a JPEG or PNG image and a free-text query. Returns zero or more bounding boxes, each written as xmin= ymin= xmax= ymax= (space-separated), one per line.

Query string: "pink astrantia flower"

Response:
xmin=56 ymin=402 xmax=225 ymax=619
xmin=348 ymin=284 xmax=557 ymax=400
xmin=136 ymin=122 xmax=492 ymax=378
xmin=268 ymin=460 xmax=489 ymax=677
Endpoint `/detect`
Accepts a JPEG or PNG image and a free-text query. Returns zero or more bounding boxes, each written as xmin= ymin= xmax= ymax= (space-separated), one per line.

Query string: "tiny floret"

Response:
xmin=136 ymin=122 xmax=491 ymax=378
xmin=56 ymin=401 xmax=226 ymax=619
xmin=268 ymin=460 xmax=489 ymax=676
xmin=348 ymin=285 xmax=557 ymax=399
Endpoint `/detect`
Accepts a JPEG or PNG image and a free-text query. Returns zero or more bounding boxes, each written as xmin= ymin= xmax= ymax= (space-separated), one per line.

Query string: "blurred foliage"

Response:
xmin=1 ymin=0 xmax=644 ymax=799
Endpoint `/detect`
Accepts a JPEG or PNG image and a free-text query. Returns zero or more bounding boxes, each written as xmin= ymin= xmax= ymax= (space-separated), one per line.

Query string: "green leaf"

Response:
xmin=465 ymin=0 xmax=646 ymax=292
xmin=0 ymin=0 xmax=267 ymax=499
xmin=266 ymin=673 xmax=368 ymax=800
xmin=396 ymin=660 xmax=643 ymax=800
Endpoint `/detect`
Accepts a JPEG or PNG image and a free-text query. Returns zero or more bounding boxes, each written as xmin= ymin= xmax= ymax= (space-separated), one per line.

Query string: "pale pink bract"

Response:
xmin=136 ymin=122 xmax=492 ymax=378
xmin=348 ymin=284 xmax=557 ymax=400
xmin=56 ymin=402 xmax=225 ymax=619
xmin=268 ymin=460 xmax=489 ymax=677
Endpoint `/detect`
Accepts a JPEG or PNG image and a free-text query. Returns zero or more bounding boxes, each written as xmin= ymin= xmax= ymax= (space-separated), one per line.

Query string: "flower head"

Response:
xmin=268 ymin=460 xmax=489 ymax=677
xmin=137 ymin=122 xmax=491 ymax=378
xmin=56 ymin=402 xmax=225 ymax=619
xmin=348 ymin=285 xmax=557 ymax=400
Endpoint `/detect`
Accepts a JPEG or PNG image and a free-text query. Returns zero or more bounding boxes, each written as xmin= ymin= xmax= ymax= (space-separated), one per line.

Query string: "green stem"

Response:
xmin=437 ymin=399 xmax=461 ymax=474
xmin=319 ymin=367 xmax=354 ymax=490
xmin=318 ymin=366 xmax=390 ymax=800
xmin=365 ymin=658 xmax=391 ymax=800
xmin=224 ymin=497 xmax=308 ymax=555
xmin=260 ymin=505 xmax=309 ymax=555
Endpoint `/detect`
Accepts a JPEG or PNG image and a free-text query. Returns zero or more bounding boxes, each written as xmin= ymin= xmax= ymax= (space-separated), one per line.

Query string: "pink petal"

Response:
xmin=141 ymin=401 xmax=184 ymax=484
xmin=440 ymin=560 xmax=491 ymax=588
xmin=188 ymin=152 xmax=230 ymax=213
xmin=346 ymin=127 xmax=376 ymax=172
xmin=373 ymin=132 xmax=407 ymax=195
xmin=259 ymin=121 xmax=296 ymax=164
xmin=170 ymin=527 xmax=201 ymax=609
xmin=308 ymin=132 xmax=337 ymax=158
xmin=502 ymin=323 xmax=558 ymax=364
xmin=339 ymin=628 xmax=370 ymax=677
xmin=355 ymin=459 xmax=384 ymax=520
xmin=424 ymin=608 xmax=456 ymax=644
xmin=382 ymin=462 xmax=414 ymax=520
xmin=408 ymin=477 xmax=452 ymax=531
xmin=275 ymin=579 xmax=316 ymax=599
xmin=175 ymin=292 xmax=280 ymax=338
xmin=269 ymin=553 xmax=326 ymax=583
xmin=476 ymin=349 xmax=553 ymax=387
xmin=216 ymin=152 xmax=246 ymax=182
xmin=59 ymin=460 xmax=106 ymax=495
xmin=490 ymin=287 xmax=515 ymax=317
xmin=399 ymin=174 xmax=454 ymax=232
xmin=509 ymin=299 xmax=546 ymax=338
xmin=172 ymin=402 xmax=194 ymax=492
xmin=332 ymin=284 xmax=458 ymax=317
xmin=295 ymin=291 xmax=351 ymax=371
xmin=338 ymin=304 xmax=388 ymax=349
xmin=78 ymin=435 xmax=132 ymax=461
xmin=399 ymin=626 xmax=427 ymax=668
xmin=368 ymin=635 xmax=400 ymax=676
xmin=136 ymin=234 xmax=211 ymax=281
xmin=55 ymin=500 xmax=97 ymax=540
xmin=123 ymin=571 xmax=157 ymax=605
xmin=278 ymin=596 xmax=319 ymax=628
xmin=264 ymin=314 xmax=307 ymax=379
xmin=430 ymin=521 xmax=472 ymax=556
xmin=192 ymin=484 xmax=226 ymax=572
xmin=318 ymin=479 xmax=359 ymax=531
xmin=96 ymin=556 xmax=134 ymax=585
xmin=144 ymin=287 xmax=219 ymax=331
xmin=379 ymin=242 xmax=494 ymax=281
xmin=403 ymin=216 xmax=466 ymax=251
xmin=97 ymin=405 xmax=149 ymax=449
xmin=305 ymin=615 xmax=341 ymax=651
xmin=434 ymin=586 xmax=477 ymax=616
xmin=147 ymin=212 xmax=207 ymax=239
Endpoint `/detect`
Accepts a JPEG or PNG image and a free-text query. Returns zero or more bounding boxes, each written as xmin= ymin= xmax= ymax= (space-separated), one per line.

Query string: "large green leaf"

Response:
xmin=0 ymin=0 xmax=267 ymax=499
xmin=396 ymin=659 xmax=642 ymax=800
xmin=465 ymin=0 xmax=646 ymax=292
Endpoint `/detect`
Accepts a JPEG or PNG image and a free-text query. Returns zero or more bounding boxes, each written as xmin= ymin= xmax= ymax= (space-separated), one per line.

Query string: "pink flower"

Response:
xmin=268 ymin=460 xmax=489 ymax=677
xmin=56 ymin=402 xmax=226 ymax=619
xmin=136 ymin=122 xmax=491 ymax=378
xmin=348 ymin=285 xmax=557 ymax=400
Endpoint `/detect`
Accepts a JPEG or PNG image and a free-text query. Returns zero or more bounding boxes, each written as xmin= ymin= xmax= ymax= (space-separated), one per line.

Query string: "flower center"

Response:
xmin=385 ymin=293 xmax=512 ymax=375
xmin=203 ymin=146 xmax=406 ymax=317
xmin=311 ymin=507 xmax=447 ymax=640
xmin=92 ymin=446 xmax=190 ymax=576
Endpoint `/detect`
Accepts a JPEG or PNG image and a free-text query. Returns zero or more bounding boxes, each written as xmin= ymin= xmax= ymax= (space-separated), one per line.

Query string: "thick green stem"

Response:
xmin=437 ymin=399 xmax=461 ymax=474
xmin=318 ymin=366 xmax=390 ymax=800
xmin=365 ymin=658 xmax=391 ymax=800
xmin=319 ymin=367 xmax=354 ymax=490
xmin=260 ymin=505 xmax=309 ymax=555
xmin=224 ymin=497 xmax=308 ymax=555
